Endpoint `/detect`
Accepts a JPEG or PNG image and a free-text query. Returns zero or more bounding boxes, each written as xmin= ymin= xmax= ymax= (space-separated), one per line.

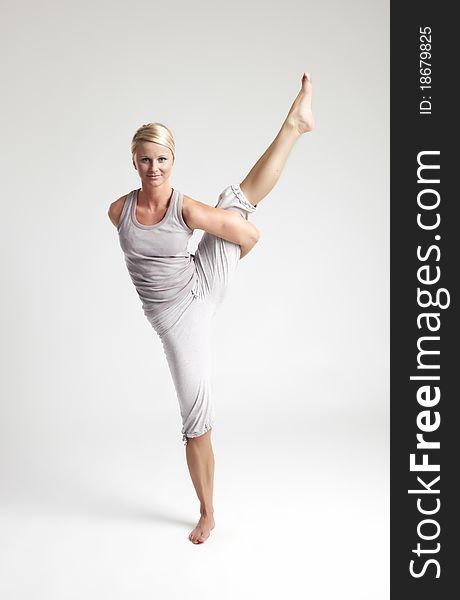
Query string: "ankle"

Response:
xmin=200 ymin=507 xmax=214 ymax=518
xmin=283 ymin=117 xmax=303 ymax=138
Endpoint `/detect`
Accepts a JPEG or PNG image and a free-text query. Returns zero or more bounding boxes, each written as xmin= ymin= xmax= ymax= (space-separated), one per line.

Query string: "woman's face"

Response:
xmin=132 ymin=141 xmax=174 ymax=188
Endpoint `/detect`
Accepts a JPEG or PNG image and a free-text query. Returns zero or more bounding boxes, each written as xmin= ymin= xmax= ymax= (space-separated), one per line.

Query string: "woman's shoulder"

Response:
xmin=181 ymin=193 xmax=210 ymax=217
xmin=182 ymin=193 xmax=210 ymax=209
xmin=182 ymin=193 xmax=194 ymax=208
xmin=181 ymin=193 xmax=226 ymax=232
xmin=108 ymin=192 xmax=130 ymax=228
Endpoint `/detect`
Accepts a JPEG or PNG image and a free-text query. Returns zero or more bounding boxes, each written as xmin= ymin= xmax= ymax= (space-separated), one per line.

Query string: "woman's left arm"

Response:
xmin=182 ymin=196 xmax=260 ymax=252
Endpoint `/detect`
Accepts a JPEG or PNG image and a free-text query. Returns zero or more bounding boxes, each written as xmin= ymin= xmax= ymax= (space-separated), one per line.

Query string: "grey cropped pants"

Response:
xmin=147 ymin=184 xmax=258 ymax=445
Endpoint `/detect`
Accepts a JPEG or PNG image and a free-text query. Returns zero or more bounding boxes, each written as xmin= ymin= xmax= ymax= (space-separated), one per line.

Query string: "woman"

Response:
xmin=108 ymin=72 xmax=314 ymax=544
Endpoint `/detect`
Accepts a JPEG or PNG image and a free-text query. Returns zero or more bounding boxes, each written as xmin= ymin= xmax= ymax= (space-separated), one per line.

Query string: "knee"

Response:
xmin=184 ymin=427 xmax=213 ymax=446
xmin=190 ymin=428 xmax=212 ymax=441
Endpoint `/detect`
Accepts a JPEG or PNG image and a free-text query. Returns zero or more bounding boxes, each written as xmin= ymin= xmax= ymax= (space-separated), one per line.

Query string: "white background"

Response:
xmin=1 ymin=0 xmax=389 ymax=598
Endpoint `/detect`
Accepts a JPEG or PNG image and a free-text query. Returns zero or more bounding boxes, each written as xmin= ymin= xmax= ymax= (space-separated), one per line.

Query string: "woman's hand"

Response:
xmin=183 ymin=196 xmax=260 ymax=257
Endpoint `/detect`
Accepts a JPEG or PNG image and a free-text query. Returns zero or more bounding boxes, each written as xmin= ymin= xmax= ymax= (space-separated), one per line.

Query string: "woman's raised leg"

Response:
xmin=240 ymin=71 xmax=315 ymax=206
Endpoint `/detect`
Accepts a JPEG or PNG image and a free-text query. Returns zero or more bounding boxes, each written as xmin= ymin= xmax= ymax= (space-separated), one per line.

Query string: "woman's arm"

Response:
xmin=183 ymin=196 xmax=260 ymax=258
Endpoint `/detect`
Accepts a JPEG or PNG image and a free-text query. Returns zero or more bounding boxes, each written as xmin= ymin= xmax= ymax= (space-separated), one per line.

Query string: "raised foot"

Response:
xmin=286 ymin=71 xmax=315 ymax=134
xmin=188 ymin=513 xmax=215 ymax=544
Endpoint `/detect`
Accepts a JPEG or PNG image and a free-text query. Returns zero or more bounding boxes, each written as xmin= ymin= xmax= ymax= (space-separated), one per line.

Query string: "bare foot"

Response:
xmin=286 ymin=71 xmax=315 ymax=134
xmin=188 ymin=513 xmax=215 ymax=544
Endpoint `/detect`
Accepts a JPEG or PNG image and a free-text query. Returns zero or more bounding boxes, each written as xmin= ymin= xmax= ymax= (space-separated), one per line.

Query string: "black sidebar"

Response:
xmin=391 ymin=2 xmax=458 ymax=598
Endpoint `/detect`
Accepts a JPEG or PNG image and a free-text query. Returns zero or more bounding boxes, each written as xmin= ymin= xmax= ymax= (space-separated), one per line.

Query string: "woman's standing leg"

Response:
xmin=185 ymin=429 xmax=215 ymax=543
xmin=239 ymin=71 xmax=315 ymax=206
xmin=178 ymin=71 xmax=315 ymax=545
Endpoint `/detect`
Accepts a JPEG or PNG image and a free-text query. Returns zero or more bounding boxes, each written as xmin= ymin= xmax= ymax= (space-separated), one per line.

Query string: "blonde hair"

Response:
xmin=131 ymin=122 xmax=175 ymax=160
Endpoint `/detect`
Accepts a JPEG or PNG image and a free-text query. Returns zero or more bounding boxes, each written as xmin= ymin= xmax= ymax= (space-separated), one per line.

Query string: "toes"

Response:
xmin=189 ymin=523 xmax=212 ymax=544
xmin=198 ymin=531 xmax=209 ymax=542
xmin=189 ymin=529 xmax=200 ymax=543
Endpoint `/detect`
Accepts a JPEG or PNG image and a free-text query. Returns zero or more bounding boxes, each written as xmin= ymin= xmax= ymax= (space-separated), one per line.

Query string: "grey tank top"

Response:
xmin=117 ymin=187 xmax=197 ymax=315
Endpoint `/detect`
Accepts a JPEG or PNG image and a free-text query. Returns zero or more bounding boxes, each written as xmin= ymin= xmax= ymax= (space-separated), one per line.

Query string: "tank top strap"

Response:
xmin=170 ymin=188 xmax=192 ymax=232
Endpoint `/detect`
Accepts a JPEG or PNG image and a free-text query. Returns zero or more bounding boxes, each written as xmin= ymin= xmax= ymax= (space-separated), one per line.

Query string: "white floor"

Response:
xmin=0 ymin=408 xmax=388 ymax=600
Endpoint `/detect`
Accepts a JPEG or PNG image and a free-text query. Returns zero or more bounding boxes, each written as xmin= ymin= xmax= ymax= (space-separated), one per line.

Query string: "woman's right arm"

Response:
xmin=182 ymin=196 xmax=260 ymax=257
